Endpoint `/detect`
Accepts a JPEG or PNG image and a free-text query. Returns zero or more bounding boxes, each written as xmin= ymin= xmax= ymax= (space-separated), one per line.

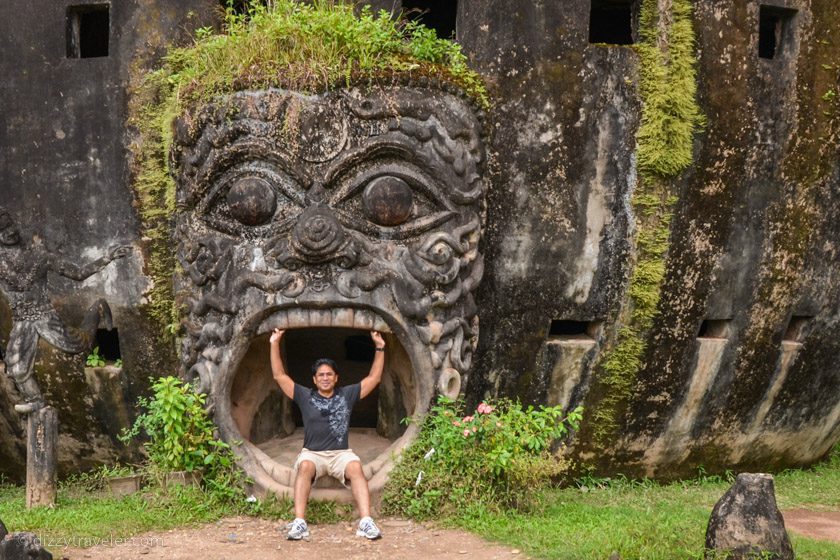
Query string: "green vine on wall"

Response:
xmin=590 ymin=0 xmax=703 ymax=445
xmin=128 ymin=0 xmax=488 ymax=338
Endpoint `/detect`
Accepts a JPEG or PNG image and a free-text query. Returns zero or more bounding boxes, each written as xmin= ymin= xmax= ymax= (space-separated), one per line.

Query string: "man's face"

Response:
xmin=313 ymin=364 xmax=338 ymax=395
xmin=0 ymin=212 xmax=20 ymax=247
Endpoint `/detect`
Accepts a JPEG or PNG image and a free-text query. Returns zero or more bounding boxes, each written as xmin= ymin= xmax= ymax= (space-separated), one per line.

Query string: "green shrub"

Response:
xmin=383 ymin=397 xmax=583 ymax=518
xmin=120 ymin=376 xmax=243 ymax=501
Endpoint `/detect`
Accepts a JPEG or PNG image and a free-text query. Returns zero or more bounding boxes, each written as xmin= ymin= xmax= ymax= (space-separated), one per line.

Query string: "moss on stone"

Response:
xmin=128 ymin=0 xmax=488 ymax=337
xmin=635 ymin=0 xmax=704 ymax=178
xmin=587 ymin=0 xmax=702 ymax=446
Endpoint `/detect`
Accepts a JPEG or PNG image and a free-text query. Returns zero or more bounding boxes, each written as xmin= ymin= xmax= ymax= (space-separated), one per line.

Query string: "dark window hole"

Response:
xmin=67 ymin=4 xmax=110 ymax=59
xmin=589 ymin=0 xmax=636 ymax=45
xmin=345 ymin=334 xmax=375 ymax=362
xmin=94 ymin=328 xmax=121 ymax=361
xmin=697 ymin=319 xmax=731 ymax=339
xmin=403 ymin=0 xmax=458 ymax=40
xmin=221 ymin=0 xmax=266 ymax=16
xmin=783 ymin=315 xmax=812 ymax=343
xmin=758 ymin=5 xmax=797 ymax=60
xmin=549 ymin=320 xmax=602 ymax=340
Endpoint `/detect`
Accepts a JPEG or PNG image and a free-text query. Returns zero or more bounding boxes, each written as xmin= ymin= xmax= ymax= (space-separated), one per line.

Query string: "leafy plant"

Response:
xmin=114 ymin=358 xmax=123 ymax=368
xmin=86 ymin=346 xmax=105 ymax=367
xmin=384 ymin=397 xmax=583 ymax=518
xmin=120 ymin=376 xmax=243 ymax=501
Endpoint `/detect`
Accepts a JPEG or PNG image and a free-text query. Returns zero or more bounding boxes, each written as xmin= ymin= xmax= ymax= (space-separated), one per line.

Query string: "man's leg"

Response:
xmin=344 ymin=461 xmax=371 ymax=518
xmin=345 ymin=461 xmax=381 ymax=540
xmin=286 ymin=459 xmax=316 ymax=541
xmin=293 ymin=460 xmax=316 ymax=520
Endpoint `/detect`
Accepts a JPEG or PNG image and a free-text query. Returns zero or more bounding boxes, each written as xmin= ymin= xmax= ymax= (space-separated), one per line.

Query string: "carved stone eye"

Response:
xmin=362 ymin=176 xmax=414 ymax=227
xmin=226 ymin=177 xmax=277 ymax=226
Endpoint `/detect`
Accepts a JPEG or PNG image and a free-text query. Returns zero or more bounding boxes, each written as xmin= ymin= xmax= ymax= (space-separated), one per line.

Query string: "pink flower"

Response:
xmin=477 ymin=402 xmax=495 ymax=414
xmin=463 ymin=415 xmax=474 ymax=423
xmin=472 ymin=426 xmax=478 ymax=433
xmin=463 ymin=429 xmax=471 ymax=437
xmin=453 ymin=420 xmax=461 ymax=427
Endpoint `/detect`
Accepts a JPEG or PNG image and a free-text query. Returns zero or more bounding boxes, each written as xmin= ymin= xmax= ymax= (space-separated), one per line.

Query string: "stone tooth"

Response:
xmin=354 ymin=309 xmax=375 ymax=330
xmin=271 ymin=311 xmax=289 ymax=330
xmin=309 ymin=309 xmax=332 ymax=328
xmin=332 ymin=308 xmax=355 ymax=328
xmin=372 ymin=315 xmax=389 ymax=333
xmin=286 ymin=309 xmax=310 ymax=329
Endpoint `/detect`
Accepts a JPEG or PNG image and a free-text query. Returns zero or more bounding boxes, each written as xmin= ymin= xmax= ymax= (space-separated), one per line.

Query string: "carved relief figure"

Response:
xmin=0 ymin=206 xmax=130 ymax=413
xmin=171 ymin=85 xmax=486 ymax=496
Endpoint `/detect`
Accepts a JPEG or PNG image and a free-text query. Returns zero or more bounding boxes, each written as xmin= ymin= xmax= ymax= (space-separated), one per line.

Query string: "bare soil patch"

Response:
xmin=56 ymin=516 xmax=527 ymax=560
xmin=784 ymin=509 xmax=840 ymax=543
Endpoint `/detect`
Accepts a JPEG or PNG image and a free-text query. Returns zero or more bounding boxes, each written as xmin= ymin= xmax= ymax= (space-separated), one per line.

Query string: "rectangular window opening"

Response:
xmin=549 ymin=320 xmax=602 ymax=340
xmin=758 ymin=5 xmax=797 ymax=60
xmin=697 ymin=319 xmax=732 ymax=339
xmin=783 ymin=315 xmax=812 ymax=343
xmin=589 ymin=0 xmax=636 ymax=45
xmin=67 ymin=4 xmax=110 ymax=59
xmin=94 ymin=328 xmax=121 ymax=362
xmin=402 ymin=0 xmax=458 ymax=40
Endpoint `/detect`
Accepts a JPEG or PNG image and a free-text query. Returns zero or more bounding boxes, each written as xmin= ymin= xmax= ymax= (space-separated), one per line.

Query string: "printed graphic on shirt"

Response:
xmin=309 ymin=391 xmax=351 ymax=445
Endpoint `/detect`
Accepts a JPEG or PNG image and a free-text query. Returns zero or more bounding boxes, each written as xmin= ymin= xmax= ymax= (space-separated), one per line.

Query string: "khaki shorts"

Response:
xmin=294 ymin=448 xmax=361 ymax=487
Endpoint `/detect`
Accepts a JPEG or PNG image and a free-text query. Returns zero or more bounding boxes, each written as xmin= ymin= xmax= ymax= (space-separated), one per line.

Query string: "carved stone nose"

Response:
xmin=291 ymin=205 xmax=346 ymax=262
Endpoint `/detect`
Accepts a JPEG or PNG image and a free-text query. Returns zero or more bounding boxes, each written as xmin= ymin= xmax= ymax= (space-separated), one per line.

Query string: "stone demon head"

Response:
xmin=170 ymin=85 xmax=486 ymax=497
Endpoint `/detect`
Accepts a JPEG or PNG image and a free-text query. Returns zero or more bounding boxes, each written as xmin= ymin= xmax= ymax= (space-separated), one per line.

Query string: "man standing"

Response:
xmin=269 ymin=327 xmax=385 ymax=541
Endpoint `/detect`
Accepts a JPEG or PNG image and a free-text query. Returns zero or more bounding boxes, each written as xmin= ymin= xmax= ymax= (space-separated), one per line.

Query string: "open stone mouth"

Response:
xmin=214 ymin=306 xmax=432 ymax=499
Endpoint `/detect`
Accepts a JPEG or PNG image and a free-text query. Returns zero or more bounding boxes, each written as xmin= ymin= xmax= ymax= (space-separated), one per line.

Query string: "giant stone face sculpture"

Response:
xmin=170 ymin=85 xmax=486 ymax=496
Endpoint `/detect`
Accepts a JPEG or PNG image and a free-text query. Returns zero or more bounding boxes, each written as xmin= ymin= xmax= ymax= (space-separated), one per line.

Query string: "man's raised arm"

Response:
xmin=270 ymin=329 xmax=295 ymax=399
xmin=360 ymin=331 xmax=385 ymax=399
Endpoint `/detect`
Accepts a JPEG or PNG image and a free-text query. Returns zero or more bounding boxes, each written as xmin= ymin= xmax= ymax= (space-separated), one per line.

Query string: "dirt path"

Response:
xmin=55 ymin=516 xmax=527 ymax=560
xmin=49 ymin=509 xmax=840 ymax=559
xmin=784 ymin=509 xmax=840 ymax=544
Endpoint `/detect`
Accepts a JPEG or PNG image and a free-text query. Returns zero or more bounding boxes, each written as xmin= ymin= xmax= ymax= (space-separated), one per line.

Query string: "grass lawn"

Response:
xmin=457 ymin=447 xmax=840 ymax=559
xmin=1 ymin=447 xmax=838 ymax=559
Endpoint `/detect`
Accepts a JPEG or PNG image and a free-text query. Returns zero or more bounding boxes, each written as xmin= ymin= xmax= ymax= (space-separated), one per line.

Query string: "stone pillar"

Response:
xmin=25 ymin=406 xmax=57 ymax=509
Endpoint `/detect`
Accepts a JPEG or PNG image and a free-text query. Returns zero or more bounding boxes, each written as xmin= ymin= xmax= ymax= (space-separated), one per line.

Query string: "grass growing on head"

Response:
xmin=130 ymin=0 xmax=488 ymax=337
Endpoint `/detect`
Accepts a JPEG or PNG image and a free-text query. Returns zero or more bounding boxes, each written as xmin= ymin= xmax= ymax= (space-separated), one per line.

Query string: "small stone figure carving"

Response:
xmin=0 ymin=206 xmax=131 ymax=414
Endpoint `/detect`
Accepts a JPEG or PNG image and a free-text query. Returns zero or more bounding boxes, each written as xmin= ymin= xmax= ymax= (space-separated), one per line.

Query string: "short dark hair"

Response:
xmin=311 ymin=358 xmax=338 ymax=376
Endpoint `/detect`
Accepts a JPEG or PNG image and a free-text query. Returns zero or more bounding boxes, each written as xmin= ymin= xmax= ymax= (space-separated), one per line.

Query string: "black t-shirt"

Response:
xmin=293 ymin=383 xmax=361 ymax=451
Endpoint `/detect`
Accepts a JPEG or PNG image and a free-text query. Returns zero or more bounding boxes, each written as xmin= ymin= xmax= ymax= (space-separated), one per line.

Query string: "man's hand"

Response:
xmin=270 ymin=328 xmax=285 ymax=345
xmin=108 ymin=245 xmax=132 ymax=261
xmin=370 ymin=330 xmax=385 ymax=350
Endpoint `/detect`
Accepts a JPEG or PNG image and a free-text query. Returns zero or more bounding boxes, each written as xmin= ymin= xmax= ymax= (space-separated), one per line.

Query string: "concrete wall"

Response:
xmin=1 ymin=0 xmax=839 ymax=481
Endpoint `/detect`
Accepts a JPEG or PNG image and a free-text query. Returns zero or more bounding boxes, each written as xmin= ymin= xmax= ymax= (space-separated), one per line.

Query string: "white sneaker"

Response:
xmin=286 ymin=518 xmax=310 ymax=540
xmin=356 ymin=516 xmax=382 ymax=540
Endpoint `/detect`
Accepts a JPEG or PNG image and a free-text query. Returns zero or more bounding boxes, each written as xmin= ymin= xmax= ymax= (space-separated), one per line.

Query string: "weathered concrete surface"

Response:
xmin=0 ymin=0 xmax=218 ymax=482
xmin=1 ymin=0 xmax=839 ymax=482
